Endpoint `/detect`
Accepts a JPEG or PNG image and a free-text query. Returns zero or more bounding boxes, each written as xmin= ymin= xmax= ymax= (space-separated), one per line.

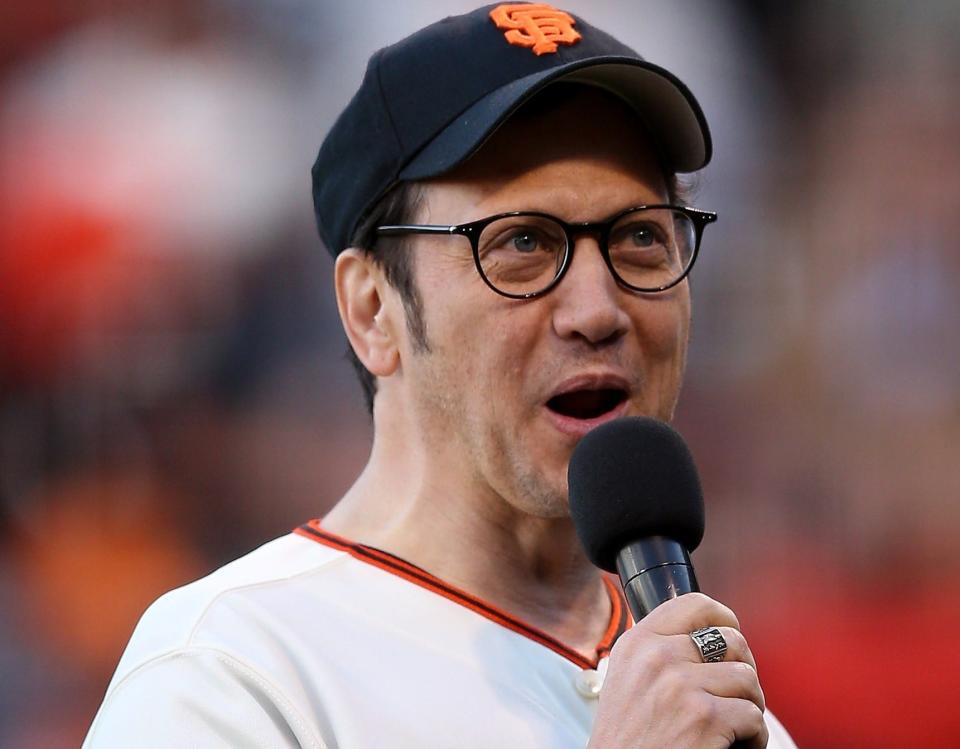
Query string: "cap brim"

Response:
xmin=399 ymin=56 xmax=711 ymax=181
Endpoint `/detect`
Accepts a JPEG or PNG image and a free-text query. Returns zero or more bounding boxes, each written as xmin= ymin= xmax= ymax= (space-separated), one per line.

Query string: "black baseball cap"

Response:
xmin=312 ymin=2 xmax=712 ymax=256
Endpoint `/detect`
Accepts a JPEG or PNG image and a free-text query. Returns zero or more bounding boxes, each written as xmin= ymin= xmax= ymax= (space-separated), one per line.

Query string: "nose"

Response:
xmin=551 ymin=236 xmax=631 ymax=345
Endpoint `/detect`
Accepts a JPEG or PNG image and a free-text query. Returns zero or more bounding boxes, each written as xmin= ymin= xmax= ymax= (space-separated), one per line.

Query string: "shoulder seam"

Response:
xmin=88 ymin=645 xmax=327 ymax=749
xmin=184 ymin=539 xmax=349 ymax=646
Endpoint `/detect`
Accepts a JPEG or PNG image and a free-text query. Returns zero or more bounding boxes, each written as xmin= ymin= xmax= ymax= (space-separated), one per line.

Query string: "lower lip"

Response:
xmin=543 ymin=399 xmax=630 ymax=438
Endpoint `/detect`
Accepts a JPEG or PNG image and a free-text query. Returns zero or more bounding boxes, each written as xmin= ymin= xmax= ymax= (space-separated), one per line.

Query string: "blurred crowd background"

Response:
xmin=1 ymin=1 xmax=958 ymax=746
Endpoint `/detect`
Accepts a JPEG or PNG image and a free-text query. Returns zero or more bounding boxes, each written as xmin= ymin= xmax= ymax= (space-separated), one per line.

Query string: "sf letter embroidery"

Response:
xmin=489 ymin=3 xmax=582 ymax=56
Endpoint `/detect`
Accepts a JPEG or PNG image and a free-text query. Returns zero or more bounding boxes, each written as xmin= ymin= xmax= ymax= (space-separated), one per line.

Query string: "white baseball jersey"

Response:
xmin=84 ymin=521 xmax=797 ymax=748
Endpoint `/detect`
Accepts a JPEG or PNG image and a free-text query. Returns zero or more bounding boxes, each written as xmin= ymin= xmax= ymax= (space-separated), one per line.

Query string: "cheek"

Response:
xmin=464 ymin=319 xmax=533 ymax=412
xmin=491 ymin=319 xmax=527 ymax=376
xmin=436 ymin=301 xmax=543 ymax=426
xmin=633 ymin=292 xmax=690 ymax=360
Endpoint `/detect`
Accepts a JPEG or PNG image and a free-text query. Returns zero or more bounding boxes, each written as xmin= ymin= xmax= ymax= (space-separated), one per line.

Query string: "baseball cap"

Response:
xmin=312 ymin=2 xmax=712 ymax=256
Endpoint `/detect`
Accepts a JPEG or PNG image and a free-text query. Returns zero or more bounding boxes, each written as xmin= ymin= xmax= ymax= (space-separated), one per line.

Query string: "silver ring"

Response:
xmin=690 ymin=626 xmax=727 ymax=663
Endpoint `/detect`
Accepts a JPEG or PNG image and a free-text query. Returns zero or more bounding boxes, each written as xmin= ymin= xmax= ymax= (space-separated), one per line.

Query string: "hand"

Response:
xmin=587 ymin=592 xmax=768 ymax=749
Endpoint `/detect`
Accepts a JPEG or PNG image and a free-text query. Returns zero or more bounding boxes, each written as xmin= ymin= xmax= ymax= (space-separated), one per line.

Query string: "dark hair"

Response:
xmin=346 ymin=182 xmax=427 ymax=415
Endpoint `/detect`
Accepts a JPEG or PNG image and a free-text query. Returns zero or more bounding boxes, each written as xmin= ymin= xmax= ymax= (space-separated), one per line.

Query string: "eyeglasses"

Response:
xmin=377 ymin=205 xmax=717 ymax=299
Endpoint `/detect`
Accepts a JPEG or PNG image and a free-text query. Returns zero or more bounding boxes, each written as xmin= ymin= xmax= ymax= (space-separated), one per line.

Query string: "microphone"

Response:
xmin=568 ymin=417 xmax=705 ymax=621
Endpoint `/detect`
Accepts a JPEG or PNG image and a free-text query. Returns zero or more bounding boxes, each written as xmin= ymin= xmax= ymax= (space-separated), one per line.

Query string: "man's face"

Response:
xmin=393 ymin=89 xmax=691 ymax=519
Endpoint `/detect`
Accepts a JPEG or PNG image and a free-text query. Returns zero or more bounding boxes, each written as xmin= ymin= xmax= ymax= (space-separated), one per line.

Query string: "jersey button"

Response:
xmin=574 ymin=668 xmax=603 ymax=699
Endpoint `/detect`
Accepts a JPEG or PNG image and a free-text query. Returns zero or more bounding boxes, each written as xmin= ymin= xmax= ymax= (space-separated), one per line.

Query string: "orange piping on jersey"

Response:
xmin=596 ymin=575 xmax=629 ymax=659
xmin=295 ymin=519 xmax=627 ymax=670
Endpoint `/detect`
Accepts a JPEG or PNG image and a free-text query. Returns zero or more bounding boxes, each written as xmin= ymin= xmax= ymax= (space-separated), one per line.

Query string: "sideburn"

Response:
xmin=401 ymin=283 xmax=431 ymax=354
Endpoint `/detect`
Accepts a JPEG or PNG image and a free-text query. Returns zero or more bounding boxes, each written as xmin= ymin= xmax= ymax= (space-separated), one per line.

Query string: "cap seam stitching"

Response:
xmin=373 ymin=48 xmax=406 ymax=170
xmin=340 ymin=49 xmax=405 ymax=246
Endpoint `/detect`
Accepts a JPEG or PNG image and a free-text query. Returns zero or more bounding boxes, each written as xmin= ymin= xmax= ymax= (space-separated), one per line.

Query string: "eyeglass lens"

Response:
xmin=475 ymin=208 xmax=696 ymax=296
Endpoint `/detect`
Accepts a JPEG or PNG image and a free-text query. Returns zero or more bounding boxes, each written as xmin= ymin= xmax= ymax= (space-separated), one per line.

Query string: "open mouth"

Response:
xmin=546 ymin=388 xmax=628 ymax=421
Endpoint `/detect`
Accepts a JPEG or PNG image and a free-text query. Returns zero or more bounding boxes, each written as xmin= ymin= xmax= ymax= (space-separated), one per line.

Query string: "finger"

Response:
xmin=716 ymin=697 xmax=768 ymax=748
xmin=640 ymin=592 xmax=741 ymax=635
xmin=681 ymin=660 xmax=765 ymax=712
xmin=683 ymin=626 xmax=758 ymax=670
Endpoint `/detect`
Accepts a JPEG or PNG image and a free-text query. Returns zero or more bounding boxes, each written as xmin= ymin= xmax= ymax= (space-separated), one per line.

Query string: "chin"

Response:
xmin=509 ymin=498 xmax=571 ymax=521
xmin=505 ymin=466 xmax=572 ymax=520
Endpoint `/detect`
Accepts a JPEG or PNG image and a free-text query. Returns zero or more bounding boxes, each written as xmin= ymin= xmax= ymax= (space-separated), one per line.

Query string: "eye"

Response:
xmin=511 ymin=232 xmax=539 ymax=253
xmin=630 ymin=226 xmax=656 ymax=248
xmin=477 ymin=216 xmax=565 ymax=259
xmin=610 ymin=218 xmax=669 ymax=253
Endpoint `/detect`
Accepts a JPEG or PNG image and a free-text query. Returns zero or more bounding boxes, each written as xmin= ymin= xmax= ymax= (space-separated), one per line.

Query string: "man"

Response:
xmin=85 ymin=4 xmax=796 ymax=747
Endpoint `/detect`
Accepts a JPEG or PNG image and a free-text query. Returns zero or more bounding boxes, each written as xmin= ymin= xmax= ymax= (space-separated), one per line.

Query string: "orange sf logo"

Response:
xmin=489 ymin=3 xmax=582 ymax=56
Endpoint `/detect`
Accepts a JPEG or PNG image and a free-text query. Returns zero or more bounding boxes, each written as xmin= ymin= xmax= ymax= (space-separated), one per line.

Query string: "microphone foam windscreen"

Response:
xmin=568 ymin=417 xmax=705 ymax=572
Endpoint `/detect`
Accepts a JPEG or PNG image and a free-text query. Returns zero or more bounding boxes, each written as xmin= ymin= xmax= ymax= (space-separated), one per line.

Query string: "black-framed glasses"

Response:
xmin=377 ymin=205 xmax=718 ymax=299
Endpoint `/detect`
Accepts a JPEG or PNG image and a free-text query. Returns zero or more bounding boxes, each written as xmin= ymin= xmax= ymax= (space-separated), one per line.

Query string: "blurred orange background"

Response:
xmin=1 ymin=2 xmax=958 ymax=747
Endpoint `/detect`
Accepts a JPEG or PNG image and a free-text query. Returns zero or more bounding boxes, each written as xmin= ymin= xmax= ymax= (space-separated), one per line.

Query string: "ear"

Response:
xmin=334 ymin=249 xmax=401 ymax=378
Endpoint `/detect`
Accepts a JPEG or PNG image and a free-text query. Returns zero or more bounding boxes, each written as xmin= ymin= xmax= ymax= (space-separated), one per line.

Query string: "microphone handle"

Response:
xmin=615 ymin=536 xmax=698 ymax=621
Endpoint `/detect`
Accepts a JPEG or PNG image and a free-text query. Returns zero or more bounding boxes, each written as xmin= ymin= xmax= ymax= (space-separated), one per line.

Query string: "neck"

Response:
xmin=322 ymin=405 xmax=611 ymax=657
